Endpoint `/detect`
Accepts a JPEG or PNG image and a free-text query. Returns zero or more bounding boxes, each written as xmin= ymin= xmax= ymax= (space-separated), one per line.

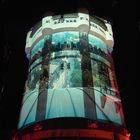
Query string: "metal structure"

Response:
xmin=14 ymin=11 xmax=130 ymax=140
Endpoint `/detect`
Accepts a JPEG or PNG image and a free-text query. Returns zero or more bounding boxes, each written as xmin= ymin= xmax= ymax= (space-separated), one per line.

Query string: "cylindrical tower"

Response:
xmin=15 ymin=12 xmax=130 ymax=140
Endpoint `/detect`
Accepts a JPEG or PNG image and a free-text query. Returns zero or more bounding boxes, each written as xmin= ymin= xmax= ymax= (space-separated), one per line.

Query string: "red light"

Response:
xmin=12 ymin=135 xmax=18 ymax=140
xmin=126 ymin=133 xmax=131 ymax=137
xmin=34 ymin=124 xmax=43 ymax=131
xmin=88 ymin=122 xmax=98 ymax=128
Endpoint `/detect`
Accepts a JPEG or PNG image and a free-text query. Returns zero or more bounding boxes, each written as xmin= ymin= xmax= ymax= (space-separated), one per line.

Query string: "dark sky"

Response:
xmin=1 ymin=0 xmax=140 ymax=139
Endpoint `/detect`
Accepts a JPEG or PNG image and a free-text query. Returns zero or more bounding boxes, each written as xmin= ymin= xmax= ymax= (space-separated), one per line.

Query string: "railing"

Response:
xmin=90 ymin=15 xmax=107 ymax=31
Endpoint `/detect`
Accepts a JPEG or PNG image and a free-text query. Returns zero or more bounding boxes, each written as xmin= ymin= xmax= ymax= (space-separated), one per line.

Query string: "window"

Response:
xmin=46 ymin=20 xmax=50 ymax=23
xmin=60 ymin=63 xmax=64 ymax=70
xmin=67 ymin=63 xmax=70 ymax=69
xmin=93 ymin=24 xmax=97 ymax=28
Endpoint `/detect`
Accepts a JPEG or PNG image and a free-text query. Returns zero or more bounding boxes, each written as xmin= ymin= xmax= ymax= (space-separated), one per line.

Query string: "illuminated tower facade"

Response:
xmin=15 ymin=12 xmax=130 ymax=140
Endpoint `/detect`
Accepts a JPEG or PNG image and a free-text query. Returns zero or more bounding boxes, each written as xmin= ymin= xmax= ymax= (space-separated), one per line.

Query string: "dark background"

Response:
xmin=1 ymin=0 xmax=140 ymax=139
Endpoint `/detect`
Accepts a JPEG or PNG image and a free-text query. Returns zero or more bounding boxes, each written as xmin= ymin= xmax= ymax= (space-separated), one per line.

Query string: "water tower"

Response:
xmin=14 ymin=11 xmax=130 ymax=140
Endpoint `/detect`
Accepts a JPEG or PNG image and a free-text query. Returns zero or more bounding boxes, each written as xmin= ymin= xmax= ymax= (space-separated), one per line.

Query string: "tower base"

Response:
xmin=13 ymin=118 xmax=130 ymax=140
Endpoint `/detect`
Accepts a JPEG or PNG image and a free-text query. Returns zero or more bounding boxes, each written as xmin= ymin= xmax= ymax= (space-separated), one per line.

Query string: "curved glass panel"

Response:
xmin=18 ymin=31 xmax=123 ymax=128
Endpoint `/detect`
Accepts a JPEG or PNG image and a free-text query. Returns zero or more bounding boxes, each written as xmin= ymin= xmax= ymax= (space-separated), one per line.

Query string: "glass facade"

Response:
xmin=18 ymin=31 xmax=123 ymax=128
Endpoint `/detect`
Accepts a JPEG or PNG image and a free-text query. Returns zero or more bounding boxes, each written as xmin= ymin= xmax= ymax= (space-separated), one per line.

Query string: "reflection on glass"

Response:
xmin=31 ymin=39 xmax=44 ymax=58
xmin=19 ymin=31 xmax=123 ymax=129
xmin=49 ymin=57 xmax=82 ymax=89
xmin=92 ymin=60 xmax=111 ymax=88
xmin=27 ymin=64 xmax=42 ymax=91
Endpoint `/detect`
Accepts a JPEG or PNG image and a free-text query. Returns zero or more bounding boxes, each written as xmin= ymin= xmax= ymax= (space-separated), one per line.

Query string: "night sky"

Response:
xmin=1 ymin=0 xmax=140 ymax=139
